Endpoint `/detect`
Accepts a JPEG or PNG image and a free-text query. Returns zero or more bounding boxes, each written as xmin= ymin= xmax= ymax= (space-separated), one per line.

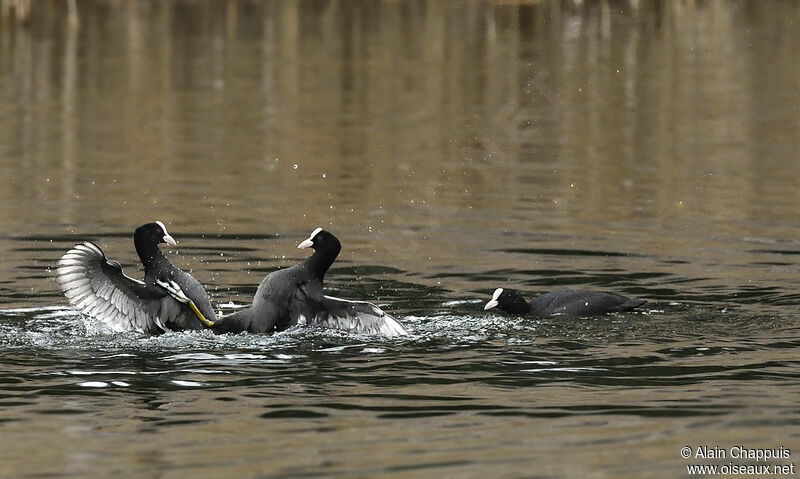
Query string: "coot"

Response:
xmin=211 ymin=228 xmax=408 ymax=337
xmin=56 ymin=222 xmax=216 ymax=333
xmin=484 ymin=287 xmax=646 ymax=317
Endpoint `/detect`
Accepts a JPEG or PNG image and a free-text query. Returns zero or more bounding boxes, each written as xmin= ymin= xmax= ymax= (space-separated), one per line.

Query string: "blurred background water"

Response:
xmin=1 ymin=1 xmax=799 ymax=477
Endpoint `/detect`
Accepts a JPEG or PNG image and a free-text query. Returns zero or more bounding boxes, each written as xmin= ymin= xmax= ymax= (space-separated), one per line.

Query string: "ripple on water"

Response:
xmin=1 ymin=303 xmax=799 ymax=407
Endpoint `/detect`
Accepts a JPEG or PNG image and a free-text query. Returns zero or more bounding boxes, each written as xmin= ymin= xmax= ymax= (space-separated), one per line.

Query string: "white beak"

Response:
xmin=297 ymin=227 xmax=322 ymax=249
xmin=156 ymin=220 xmax=177 ymax=246
xmin=484 ymin=288 xmax=503 ymax=311
xmin=163 ymin=234 xmax=177 ymax=246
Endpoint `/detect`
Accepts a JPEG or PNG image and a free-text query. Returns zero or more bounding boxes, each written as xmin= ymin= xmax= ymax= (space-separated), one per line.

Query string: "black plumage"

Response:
xmin=56 ymin=222 xmax=216 ymax=334
xmin=484 ymin=287 xmax=646 ymax=317
xmin=211 ymin=228 xmax=408 ymax=337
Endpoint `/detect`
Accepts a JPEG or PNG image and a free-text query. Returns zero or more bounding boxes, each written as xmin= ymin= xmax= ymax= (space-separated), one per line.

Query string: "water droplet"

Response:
xmin=293 ymin=164 xmax=298 ymax=170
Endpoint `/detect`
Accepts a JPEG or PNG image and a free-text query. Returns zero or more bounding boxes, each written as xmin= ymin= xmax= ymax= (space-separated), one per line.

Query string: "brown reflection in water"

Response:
xmin=1 ymin=4 xmax=800 ymax=476
xmin=0 ymin=0 xmax=798 ymax=270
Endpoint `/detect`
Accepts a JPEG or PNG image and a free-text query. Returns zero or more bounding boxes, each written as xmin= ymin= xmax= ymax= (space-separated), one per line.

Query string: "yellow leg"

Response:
xmin=187 ymin=300 xmax=215 ymax=328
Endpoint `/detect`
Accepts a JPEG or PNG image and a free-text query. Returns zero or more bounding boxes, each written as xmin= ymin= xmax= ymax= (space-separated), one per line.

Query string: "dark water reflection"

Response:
xmin=1 ymin=1 xmax=800 ymax=478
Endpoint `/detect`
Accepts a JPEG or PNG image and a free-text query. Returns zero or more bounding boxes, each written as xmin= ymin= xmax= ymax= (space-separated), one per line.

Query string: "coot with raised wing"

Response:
xmin=56 ymin=222 xmax=216 ymax=333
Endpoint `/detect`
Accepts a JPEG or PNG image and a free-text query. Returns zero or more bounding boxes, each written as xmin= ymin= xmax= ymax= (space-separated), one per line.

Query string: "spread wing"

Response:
xmin=314 ymin=295 xmax=409 ymax=337
xmin=56 ymin=242 xmax=172 ymax=334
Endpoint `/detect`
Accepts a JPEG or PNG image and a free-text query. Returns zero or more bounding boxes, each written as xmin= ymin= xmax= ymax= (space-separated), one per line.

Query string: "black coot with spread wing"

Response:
xmin=56 ymin=222 xmax=216 ymax=334
xmin=484 ymin=287 xmax=646 ymax=317
xmin=211 ymin=228 xmax=408 ymax=337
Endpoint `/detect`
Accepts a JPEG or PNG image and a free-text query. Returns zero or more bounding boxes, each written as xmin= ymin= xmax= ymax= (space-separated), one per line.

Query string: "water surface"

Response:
xmin=1 ymin=1 xmax=800 ymax=478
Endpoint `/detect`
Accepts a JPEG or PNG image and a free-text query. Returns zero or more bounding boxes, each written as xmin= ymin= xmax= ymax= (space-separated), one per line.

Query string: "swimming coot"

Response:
xmin=484 ymin=287 xmax=646 ymax=317
xmin=56 ymin=221 xmax=216 ymax=333
xmin=210 ymin=228 xmax=408 ymax=337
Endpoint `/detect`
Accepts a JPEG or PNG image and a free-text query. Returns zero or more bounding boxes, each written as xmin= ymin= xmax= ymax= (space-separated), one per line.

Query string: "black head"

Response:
xmin=296 ymin=227 xmax=342 ymax=278
xmin=297 ymin=227 xmax=340 ymax=254
xmin=484 ymin=288 xmax=530 ymax=315
xmin=134 ymin=221 xmax=177 ymax=248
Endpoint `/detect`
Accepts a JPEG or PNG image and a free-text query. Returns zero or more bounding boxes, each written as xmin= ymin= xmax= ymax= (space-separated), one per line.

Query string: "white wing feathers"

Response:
xmin=317 ymin=295 xmax=409 ymax=337
xmin=56 ymin=242 xmax=162 ymax=333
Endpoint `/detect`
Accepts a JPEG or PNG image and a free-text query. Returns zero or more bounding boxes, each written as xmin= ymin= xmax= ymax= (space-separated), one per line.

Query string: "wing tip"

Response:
xmin=321 ymin=296 xmax=409 ymax=337
xmin=378 ymin=314 xmax=409 ymax=337
xmin=55 ymin=240 xmax=156 ymax=334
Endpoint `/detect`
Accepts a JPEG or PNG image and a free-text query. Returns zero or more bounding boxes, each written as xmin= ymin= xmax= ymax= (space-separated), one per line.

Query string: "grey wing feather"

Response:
xmin=315 ymin=295 xmax=409 ymax=337
xmin=299 ymin=278 xmax=325 ymax=304
xmin=288 ymin=286 xmax=315 ymax=330
xmin=166 ymin=270 xmax=219 ymax=326
xmin=56 ymin=242 xmax=165 ymax=334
